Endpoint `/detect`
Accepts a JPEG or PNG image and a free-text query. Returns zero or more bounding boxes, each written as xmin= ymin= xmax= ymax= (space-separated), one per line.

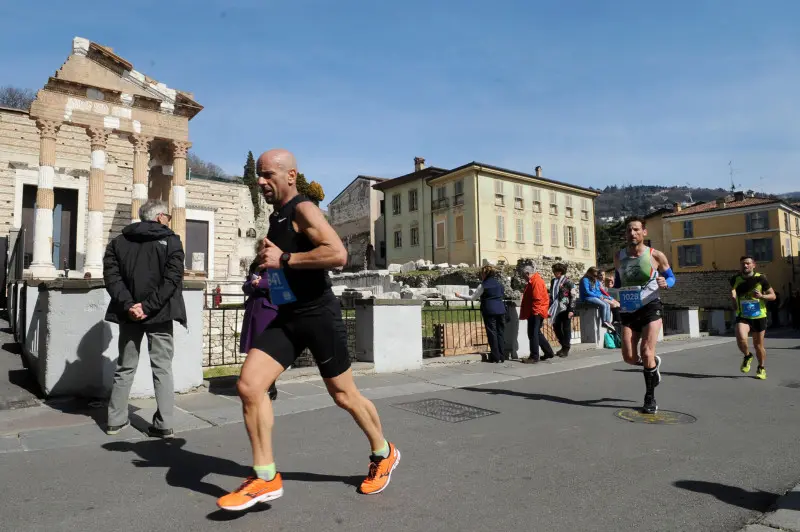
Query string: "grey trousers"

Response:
xmin=107 ymin=321 xmax=174 ymax=429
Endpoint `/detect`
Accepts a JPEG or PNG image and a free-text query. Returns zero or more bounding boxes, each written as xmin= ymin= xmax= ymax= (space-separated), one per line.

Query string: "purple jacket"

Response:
xmin=239 ymin=270 xmax=278 ymax=354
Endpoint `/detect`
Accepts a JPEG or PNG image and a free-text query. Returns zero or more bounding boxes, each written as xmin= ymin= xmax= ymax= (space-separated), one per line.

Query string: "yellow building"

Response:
xmin=373 ymin=158 xmax=599 ymax=267
xmin=657 ymin=192 xmax=800 ymax=294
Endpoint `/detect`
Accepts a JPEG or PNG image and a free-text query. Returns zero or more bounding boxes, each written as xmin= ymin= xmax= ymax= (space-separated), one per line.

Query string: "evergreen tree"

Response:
xmin=242 ymin=151 xmax=260 ymax=217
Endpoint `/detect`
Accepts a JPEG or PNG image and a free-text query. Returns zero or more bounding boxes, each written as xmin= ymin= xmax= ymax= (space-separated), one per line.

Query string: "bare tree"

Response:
xmin=187 ymin=151 xmax=228 ymax=178
xmin=0 ymin=86 xmax=36 ymax=110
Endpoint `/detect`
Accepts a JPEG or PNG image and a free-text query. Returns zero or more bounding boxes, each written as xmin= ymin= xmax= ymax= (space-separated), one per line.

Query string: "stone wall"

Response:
xmin=661 ymin=270 xmax=737 ymax=310
xmin=330 ymin=178 xmax=374 ymax=270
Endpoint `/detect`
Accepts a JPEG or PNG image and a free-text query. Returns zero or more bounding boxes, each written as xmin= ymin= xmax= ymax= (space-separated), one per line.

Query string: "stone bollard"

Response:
xmin=579 ymin=306 xmax=603 ymax=348
xmin=354 ymin=299 xmax=424 ymax=373
xmin=675 ymin=307 xmax=701 ymax=338
xmin=709 ymin=309 xmax=727 ymax=335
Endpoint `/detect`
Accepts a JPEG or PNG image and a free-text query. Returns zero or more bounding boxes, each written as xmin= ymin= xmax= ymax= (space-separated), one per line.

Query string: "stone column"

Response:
xmin=171 ymin=140 xmax=191 ymax=245
xmin=130 ymin=135 xmax=152 ymax=222
xmin=29 ymin=119 xmax=61 ymax=278
xmin=84 ymin=127 xmax=111 ymax=277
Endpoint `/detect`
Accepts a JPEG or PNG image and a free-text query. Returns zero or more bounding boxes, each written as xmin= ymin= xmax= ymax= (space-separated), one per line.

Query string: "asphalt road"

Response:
xmin=2 ymin=336 xmax=800 ymax=532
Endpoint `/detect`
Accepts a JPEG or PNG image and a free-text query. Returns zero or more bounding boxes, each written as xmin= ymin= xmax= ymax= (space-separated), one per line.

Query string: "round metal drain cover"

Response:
xmin=614 ymin=408 xmax=697 ymax=425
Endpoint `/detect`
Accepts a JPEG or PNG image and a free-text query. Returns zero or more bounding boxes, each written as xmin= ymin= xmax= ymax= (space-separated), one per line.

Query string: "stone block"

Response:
xmin=383 ymin=292 xmax=401 ymax=299
xmin=401 ymin=261 xmax=417 ymax=273
xmin=434 ymin=263 xmax=450 ymax=270
xmin=387 ymin=264 xmax=403 ymax=273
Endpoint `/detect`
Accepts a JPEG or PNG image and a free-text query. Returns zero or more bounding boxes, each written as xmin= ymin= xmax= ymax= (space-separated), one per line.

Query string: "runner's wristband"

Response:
xmin=662 ymin=268 xmax=676 ymax=288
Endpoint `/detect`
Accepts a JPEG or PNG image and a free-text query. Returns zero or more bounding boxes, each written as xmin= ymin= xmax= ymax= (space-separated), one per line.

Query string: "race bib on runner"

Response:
xmin=740 ymin=299 xmax=761 ymax=319
xmin=619 ymin=287 xmax=643 ymax=313
xmin=266 ymin=268 xmax=297 ymax=306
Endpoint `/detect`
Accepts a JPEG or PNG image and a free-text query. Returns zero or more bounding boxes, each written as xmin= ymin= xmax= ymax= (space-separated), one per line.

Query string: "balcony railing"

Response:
xmin=453 ymin=193 xmax=464 ymax=206
xmin=432 ymin=197 xmax=450 ymax=210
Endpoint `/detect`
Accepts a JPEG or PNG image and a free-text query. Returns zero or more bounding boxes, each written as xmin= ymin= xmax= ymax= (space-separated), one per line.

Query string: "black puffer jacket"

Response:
xmin=103 ymin=220 xmax=187 ymax=326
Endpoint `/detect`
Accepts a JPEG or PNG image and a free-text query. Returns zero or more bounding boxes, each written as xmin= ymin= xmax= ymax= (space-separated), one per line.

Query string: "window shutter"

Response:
xmin=696 ymin=245 xmax=702 ymax=266
xmin=678 ymin=246 xmax=686 ymax=267
xmin=745 ymin=215 xmax=751 ymax=232
xmin=766 ymin=239 xmax=773 ymax=261
xmin=745 ymin=239 xmax=753 ymax=257
xmin=564 ymin=226 xmax=569 ymax=246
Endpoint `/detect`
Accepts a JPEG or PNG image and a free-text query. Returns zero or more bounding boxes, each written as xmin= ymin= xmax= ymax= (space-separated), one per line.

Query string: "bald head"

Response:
xmin=256 ymin=149 xmax=299 ymax=206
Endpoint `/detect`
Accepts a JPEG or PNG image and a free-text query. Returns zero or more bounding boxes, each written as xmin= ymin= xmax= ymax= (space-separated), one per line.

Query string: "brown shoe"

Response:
xmin=521 ymin=357 xmax=539 ymax=364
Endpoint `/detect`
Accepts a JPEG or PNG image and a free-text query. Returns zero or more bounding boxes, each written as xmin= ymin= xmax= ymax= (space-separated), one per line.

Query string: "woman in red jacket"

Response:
xmin=519 ymin=263 xmax=557 ymax=363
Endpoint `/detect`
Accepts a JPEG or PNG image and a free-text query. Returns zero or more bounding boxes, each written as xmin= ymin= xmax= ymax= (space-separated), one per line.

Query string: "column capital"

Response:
xmin=35 ymin=119 xmax=61 ymax=140
xmin=130 ymin=134 xmax=154 ymax=154
xmin=86 ymin=126 xmax=111 ymax=150
xmin=172 ymin=140 xmax=192 ymax=159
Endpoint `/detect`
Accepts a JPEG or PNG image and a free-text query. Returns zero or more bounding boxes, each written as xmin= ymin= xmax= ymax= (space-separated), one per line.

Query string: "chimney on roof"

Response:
xmin=673 ymin=202 xmax=681 ymax=212
xmin=734 ymin=191 xmax=745 ymax=202
xmin=716 ymin=197 xmax=727 ymax=209
xmin=535 ymin=166 xmax=542 ymax=177
xmin=414 ymin=157 xmax=425 ymax=172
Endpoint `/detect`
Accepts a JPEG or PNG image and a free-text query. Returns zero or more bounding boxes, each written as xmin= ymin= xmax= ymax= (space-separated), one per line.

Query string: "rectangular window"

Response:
xmin=497 ymin=215 xmax=505 ymax=240
xmin=566 ymin=207 xmax=573 ymax=218
xmin=532 ymin=189 xmax=542 ymax=212
xmin=455 ymin=215 xmax=464 ymax=241
xmin=582 ymin=227 xmax=590 ymax=250
xmin=454 ymin=180 xmax=464 ymax=206
xmin=565 ymin=195 xmax=573 ymax=208
xmin=683 ymin=220 xmax=694 ymax=238
xmin=410 ymin=226 xmax=419 ymax=246
xmin=516 ymin=218 xmax=524 ymax=242
xmin=564 ymin=226 xmax=576 ymax=248
xmin=785 ymin=238 xmax=791 ymax=256
xmin=494 ymin=180 xmax=505 ymax=206
xmin=785 ymin=212 xmax=790 ymax=230
xmin=435 ymin=221 xmax=446 ymax=248
xmin=746 ymin=211 xmax=769 ymax=232
xmin=551 ymin=223 xmax=559 ymax=246
xmin=392 ymin=194 xmax=401 ymax=215
xmin=581 ymin=198 xmax=589 ymax=220
xmin=677 ymin=245 xmax=702 ymax=267
xmin=534 ymin=221 xmax=543 ymax=244
xmin=746 ymin=238 xmax=774 ymax=262
xmin=514 ymin=184 xmax=524 ymax=210
xmin=796 ymin=217 xmax=800 ymax=235
xmin=549 ymin=191 xmax=558 ymax=215
xmin=408 ymin=189 xmax=418 ymax=212
xmin=393 ymin=230 xmax=402 ymax=248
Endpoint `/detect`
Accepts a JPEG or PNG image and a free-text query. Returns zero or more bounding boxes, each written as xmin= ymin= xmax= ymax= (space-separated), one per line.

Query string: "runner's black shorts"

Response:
xmin=251 ymin=291 xmax=351 ymax=379
xmin=735 ymin=316 xmax=767 ymax=333
xmin=620 ymin=299 xmax=663 ymax=333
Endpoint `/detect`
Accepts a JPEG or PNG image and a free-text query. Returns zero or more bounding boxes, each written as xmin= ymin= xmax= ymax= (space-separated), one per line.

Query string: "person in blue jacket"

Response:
xmin=579 ymin=266 xmax=617 ymax=331
xmin=455 ymin=265 xmax=507 ymax=363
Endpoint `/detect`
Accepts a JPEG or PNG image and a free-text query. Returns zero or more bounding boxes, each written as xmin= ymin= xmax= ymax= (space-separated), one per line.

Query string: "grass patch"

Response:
xmin=203 ymin=365 xmax=242 ymax=379
xmin=421 ymin=307 xmax=483 ymax=337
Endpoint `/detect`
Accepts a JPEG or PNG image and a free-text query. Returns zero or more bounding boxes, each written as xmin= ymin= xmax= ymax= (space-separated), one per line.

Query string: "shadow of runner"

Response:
xmin=462 ymin=386 xmax=635 ymax=408
xmin=613 ymin=369 xmax=747 ymax=380
xmin=103 ymin=438 xmax=363 ymax=517
xmin=674 ymin=480 xmax=778 ymax=512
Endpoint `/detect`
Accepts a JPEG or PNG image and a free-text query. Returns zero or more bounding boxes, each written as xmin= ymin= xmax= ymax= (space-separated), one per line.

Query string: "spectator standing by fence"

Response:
xmin=241 ymin=240 xmax=279 ymax=401
xmin=519 ymin=263 xmax=556 ymax=364
xmin=455 ymin=265 xmax=507 ymax=363
xmin=548 ymin=263 xmax=576 ymax=358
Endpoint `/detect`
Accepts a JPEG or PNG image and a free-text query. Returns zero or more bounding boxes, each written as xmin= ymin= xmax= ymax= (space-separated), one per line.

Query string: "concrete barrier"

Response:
xmin=354 ymin=299 xmax=424 ymax=373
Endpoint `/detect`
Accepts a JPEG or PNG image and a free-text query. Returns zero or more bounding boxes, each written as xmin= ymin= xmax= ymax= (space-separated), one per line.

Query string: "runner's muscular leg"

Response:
xmin=323 ymin=368 xmax=385 ymax=450
xmin=621 ymin=327 xmax=641 ymax=365
xmin=639 ymin=319 xmax=662 ymax=369
xmin=735 ymin=323 xmax=751 ymax=356
xmin=752 ymin=330 xmax=766 ymax=367
xmin=238 ymin=349 xmax=284 ymax=466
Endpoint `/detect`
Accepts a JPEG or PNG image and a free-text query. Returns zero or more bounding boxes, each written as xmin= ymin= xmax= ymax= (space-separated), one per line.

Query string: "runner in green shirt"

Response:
xmin=730 ymin=256 xmax=776 ymax=380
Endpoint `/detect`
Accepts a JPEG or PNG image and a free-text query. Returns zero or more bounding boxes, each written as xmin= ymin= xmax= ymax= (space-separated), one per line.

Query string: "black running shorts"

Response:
xmin=251 ymin=292 xmax=351 ymax=379
xmin=735 ymin=316 xmax=767 ymax=333
xmin=620 ymin=299 xmax=663 ymax=333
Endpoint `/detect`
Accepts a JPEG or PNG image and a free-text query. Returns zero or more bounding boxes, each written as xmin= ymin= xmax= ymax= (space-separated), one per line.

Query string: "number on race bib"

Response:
xmin=266 ymin=268 xmax=297 ymax=305
xmin=619 ymin=287 xmax=643 ymax=313
xmin=740 ymin=299 xmax=760 ymax=319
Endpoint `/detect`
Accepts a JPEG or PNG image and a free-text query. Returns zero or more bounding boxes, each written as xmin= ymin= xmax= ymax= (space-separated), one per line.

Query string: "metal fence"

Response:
xmin=662 ymin=307 xmax=680 ymax=334
xmin=202 ymin=288 xmax=357 ymax=368
xmin=421 ymin=299 xmax=581 ymax=358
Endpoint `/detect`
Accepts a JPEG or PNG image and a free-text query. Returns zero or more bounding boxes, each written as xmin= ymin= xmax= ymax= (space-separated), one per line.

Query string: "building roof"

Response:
xmin=663 ymin=197 xmax=782 ymax=218
xmin=643 ymin=207 xmax=673 ymax=219
xmin=430 ymin=162 xmax=600 ymax=196
xmin=328 ymin=175 xmax=388 ymax=204
xmin=371 ymin=167 xmax=450 ymax=191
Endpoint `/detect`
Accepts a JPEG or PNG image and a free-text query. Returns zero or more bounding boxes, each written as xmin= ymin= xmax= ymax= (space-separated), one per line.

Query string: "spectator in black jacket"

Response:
xmin=548 ymin=263 xmax=576 ymax=358
xmin=103 ymin=199 xmax=186 ymax=437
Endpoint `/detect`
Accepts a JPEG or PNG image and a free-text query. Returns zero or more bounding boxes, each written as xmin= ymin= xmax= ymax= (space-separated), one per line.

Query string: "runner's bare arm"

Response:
xmin=285 ymin=202 xmax=347 ymax=269
xmin=757 ymin=286 xmax=777 ymax=302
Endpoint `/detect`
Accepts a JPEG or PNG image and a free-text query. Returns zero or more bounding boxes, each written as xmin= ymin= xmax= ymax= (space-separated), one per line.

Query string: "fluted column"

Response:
xmin=29 ymin=119 xmax=61 ymax=278
xmin=130 ymin=135 xmax=153 ymax=222
xmin=171 ymin=140 xmax=191 ymax=246
xmin=83 ymin=127 xmax=111 ymax=277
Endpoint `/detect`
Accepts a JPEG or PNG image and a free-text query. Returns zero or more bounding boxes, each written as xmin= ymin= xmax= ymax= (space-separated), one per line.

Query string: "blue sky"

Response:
xmin=2 ymin=1 xmax=799 ymax=205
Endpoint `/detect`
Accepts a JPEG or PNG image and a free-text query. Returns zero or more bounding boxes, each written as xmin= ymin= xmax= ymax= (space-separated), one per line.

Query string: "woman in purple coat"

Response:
xmin=240 ymin=252 xmax=279 ymax=400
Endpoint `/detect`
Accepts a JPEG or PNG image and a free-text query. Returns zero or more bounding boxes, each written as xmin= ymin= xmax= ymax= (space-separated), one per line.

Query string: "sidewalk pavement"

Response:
xmin=0 ymin=335 xmax=734 ymax=454
xmin=740 ymin=483 xmax=800 ymax=532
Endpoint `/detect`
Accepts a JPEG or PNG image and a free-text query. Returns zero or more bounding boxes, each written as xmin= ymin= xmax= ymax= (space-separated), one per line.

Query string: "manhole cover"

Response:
xmin=392 ymin=398 xmax=498 ymax=423
xmin=614 ymin=408 xmax=697 ymax=425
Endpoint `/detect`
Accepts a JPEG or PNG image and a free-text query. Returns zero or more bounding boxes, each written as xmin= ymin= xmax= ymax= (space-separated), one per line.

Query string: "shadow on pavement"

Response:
xmin=103 ymin=438 xmax=363 ymax=518
xmin=7 ymin=368 xmax=44 ymax=399
xmin=613 ymin=369 xmax=747 ymax=380
xmin=771 ymin=345 xmax=800 ymax=350
xmin=674 ymin=480 xmax=778 ymax=511
xmin=462 ymin=386 xmax=635 ymax=408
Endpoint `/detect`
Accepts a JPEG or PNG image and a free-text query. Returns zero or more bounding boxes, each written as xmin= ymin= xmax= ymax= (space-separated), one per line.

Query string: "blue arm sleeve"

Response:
xmin=662 ymin=267 xmax=676 ymax=288
xmin=614 ymin=270 xmax=622 ymax=289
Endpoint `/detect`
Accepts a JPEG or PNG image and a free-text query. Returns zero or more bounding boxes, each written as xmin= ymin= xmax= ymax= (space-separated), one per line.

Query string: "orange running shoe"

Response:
xmin=217 ymin=474 xmax=284 ymax=511
xmin=359 ymin=442 xmax=401 ymax=495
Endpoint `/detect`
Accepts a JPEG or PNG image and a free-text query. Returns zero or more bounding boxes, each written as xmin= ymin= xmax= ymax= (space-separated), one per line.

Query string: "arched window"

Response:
xmin=246 ymin=228 xmax=257 ymax=238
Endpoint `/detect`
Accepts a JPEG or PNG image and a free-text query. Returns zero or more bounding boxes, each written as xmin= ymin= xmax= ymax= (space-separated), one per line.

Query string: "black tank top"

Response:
xmin=266 ymin=194 xmax=332 ymax=309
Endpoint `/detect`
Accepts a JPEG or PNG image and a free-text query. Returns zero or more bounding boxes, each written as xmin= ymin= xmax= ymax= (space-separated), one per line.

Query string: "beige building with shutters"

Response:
xmin=374 ymin=158 xmax=599 ymax=267
xmin=0 ymin=36 xmax=263 ymax=282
